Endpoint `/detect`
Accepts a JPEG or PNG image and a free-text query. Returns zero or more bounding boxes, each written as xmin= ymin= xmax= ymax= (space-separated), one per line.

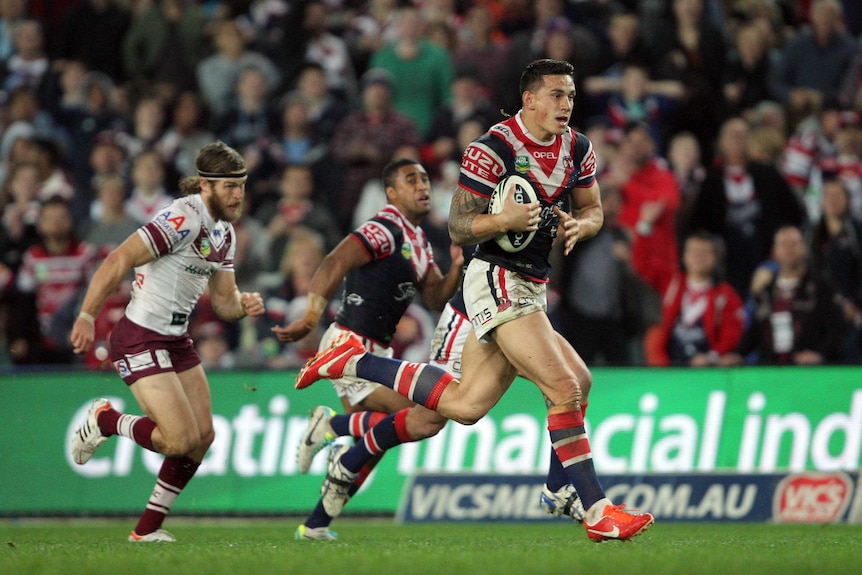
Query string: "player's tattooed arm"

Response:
xmin=449 ymin=187 xmax=494 ymax=245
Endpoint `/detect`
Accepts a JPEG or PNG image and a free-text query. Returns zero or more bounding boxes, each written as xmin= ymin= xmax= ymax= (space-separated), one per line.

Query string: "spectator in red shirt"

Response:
xmin=605 ymin=121 xmax=681 ymax=296
xmin=645 ymin=231 xmax=746 ymax=367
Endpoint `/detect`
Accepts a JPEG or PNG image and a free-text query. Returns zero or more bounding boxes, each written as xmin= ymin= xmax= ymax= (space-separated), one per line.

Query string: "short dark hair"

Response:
xmin=519 ymin=59 xmax=575 ymax=96
xmin=382 ymin=158 xmax=422 ymax=189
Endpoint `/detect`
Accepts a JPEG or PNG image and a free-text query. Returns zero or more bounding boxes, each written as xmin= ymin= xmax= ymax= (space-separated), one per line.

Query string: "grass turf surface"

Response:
xmin=1 ymin=519 xmax=861 ymax=575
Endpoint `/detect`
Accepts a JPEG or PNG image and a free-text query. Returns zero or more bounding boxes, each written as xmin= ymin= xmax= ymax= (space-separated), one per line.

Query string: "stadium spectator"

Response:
xmin=289 ymin=62 xmax=350 ymax=144
xmin=589 ymin=9 xmax=655 ymax=81
xmin=196 ymin=18 xmax=281 ymax=121
xmin=260 ymin=92 xmax=339 ymax=199
xmin=53 ymin=0 xmax=131 ymax=84
xmin=155 ymin=91 xmax=216 ymax=180
xmin=258 ymin=163 xmax=342 ymax=270
xmin=421 ymin=66 xmax=498 ymax=181
xmin=1 ymin=19 xmax=49 ymax=94
xmin=554 ymin=187 xmax=643 ymax=367
xmin=125 ymin=149 xmax=173 ymax=225
xmin=0 ymin=160 xmax=41 ymax=274
xmin=13 ymin=197 xmax=98 ymax=364
xmin=650 ymin=0 xmax=727 ymax=163
xmin=644 ymin=231 xmax=746 ymax=367
xmin=341 ymin=0 xmax=401 ymax=78
xmin=260 ymin=228 xmax=330 ymax=370
xmin=53 ymin=71 xmax=127 ymax=215
xmin=496 ymin=0 xmax=569 ymax=116
xmin=83 ymin=172 xmax=138 ymax=251
xmin=605 ymin=121 xmax=681 ymax=297
xmin=121 ymin=0 xmax=210 ymax=101
xmin=666 ymin=130 xmax=706 ymax=252
xmin=303 ymin=0 xmax=358 ymax=102
xmin=781 ymin=100 xmax=862 ymax=222
xmin=0 ymin=0 xmax=27 ymax=62
xmin=722 ymin=20 xmax=776 ymax=117
xmin=368 ymin=4 xmax=454 ymax=139
xmin=121 ymin=96 xmax=168 ymax=163
xmin=450 ymin=3 xmax=509 ymax=112
xmin=29 ymin=136 xmax=74 ymax=202
xmin=84 ymin=130 xmax=129 ymax=224
xmin=214 ymin=65 xmax=277 ymax=154
xmin=768 ymin=0 xmax=859 ymax=111
xmin=272 ymin=158 xmax=463 ymax=541
xmin=68 ymin=141 xmax=265 ymax=543
xmin=329 ymin=67 xmax=421 ymax=232
xmin=689 ymin=116 xmax=806 ymax=300
xmin=808 ymin=178 xmax=862 ymax=363
xmin=725 ymin=225 xmax=846 ymax=365
xmin=584 ymin=63 xmax=684 ymax=152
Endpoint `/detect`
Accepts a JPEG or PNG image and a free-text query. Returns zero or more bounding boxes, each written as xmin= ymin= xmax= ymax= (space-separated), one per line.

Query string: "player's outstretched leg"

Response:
xmin=295 ymin=333 xmax=366 ymax=389
xmin=71 ymin=398 xmax=112 ymax=464
xmin=297 ymin=406 xmax=337 ymax=474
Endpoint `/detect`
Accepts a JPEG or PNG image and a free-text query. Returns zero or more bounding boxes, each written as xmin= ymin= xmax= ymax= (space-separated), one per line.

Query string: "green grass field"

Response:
xmin=1 ymin=518 xmax=861 ymax=575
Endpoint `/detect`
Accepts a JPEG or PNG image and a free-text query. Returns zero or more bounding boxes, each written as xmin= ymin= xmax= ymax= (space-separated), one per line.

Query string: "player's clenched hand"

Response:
xmin=272 ymin=320 xmax=312 ymax=342
xmin=70 ymin=316 xmax=95 ymax=354
xmin=554 ymin=206 xmax=580 ymax=255
xmin=241 ymin=291 xmax=265 ymax=317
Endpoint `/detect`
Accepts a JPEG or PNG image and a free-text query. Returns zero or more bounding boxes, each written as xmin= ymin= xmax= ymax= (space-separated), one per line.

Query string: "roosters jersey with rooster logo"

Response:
xmin=335 ymin=205 xmax=437 ymax=345
xmin=127 ymin=193 xmax=236 ymax=336
xmin=458 ymin=111 xmax=596 ymax=281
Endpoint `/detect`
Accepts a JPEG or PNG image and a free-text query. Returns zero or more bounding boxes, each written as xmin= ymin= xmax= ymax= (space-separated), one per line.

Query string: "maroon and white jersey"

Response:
xmin=127 ymin=193 xmax=236 ymax=336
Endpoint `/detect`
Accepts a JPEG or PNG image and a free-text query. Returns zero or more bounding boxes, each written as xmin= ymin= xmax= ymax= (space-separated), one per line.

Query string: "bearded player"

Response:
xmin=69 ymin=141 xmax=265 ymax=542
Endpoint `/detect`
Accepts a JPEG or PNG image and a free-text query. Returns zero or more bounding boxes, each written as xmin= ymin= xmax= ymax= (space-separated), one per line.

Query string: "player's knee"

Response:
xmin=447 ymin=404 xmax=488 ymax=426
xmin=199 ymin=428 xmax=215 ymax=451
xmin=161 ymin=431 xmax=201 ymax=457
xmin=407 ymin=412 xmax=448 ymax=439
xmin=577 ymin=369 xmax=593 ymax=400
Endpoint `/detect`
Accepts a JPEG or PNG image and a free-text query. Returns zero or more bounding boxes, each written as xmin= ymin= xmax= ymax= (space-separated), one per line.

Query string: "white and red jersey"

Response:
xmin=458 ymin=111 xmax=597 ymax=281
xmin=127 ymin=193 xmax=236 ymax=336
xmin=16 ymin=239 xmax=99 ymax=343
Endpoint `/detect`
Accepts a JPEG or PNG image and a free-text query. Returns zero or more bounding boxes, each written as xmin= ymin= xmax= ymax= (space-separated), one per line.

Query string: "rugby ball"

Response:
xmin=488 ymin=174 xmax=538 ymax=253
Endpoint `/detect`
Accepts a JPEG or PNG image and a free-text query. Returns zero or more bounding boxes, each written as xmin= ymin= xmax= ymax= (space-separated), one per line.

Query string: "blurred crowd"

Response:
xmin=2 ymin=0 xmax=862 ymax=370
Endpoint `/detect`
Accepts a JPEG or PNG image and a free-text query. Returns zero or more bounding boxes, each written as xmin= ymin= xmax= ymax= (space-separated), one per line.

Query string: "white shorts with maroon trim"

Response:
xmin=463 ymin=258 xmax=547 ymax=343
xmin=319 ymin=323 xmax=394 ymax=405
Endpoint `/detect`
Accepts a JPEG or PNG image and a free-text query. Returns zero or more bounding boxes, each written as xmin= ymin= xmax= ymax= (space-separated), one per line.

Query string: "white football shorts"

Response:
xmin=463 ymin=258 xmax=547 ymax=343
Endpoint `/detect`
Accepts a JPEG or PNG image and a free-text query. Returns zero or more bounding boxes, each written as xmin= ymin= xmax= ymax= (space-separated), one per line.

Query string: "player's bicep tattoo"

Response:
xmin=449 ymin=188 xmax=489 ymax=245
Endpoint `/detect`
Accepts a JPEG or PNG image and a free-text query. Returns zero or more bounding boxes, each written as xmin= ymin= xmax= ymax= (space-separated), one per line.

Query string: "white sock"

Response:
xmin=585 ymin=498 xmax=612 ymax=523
